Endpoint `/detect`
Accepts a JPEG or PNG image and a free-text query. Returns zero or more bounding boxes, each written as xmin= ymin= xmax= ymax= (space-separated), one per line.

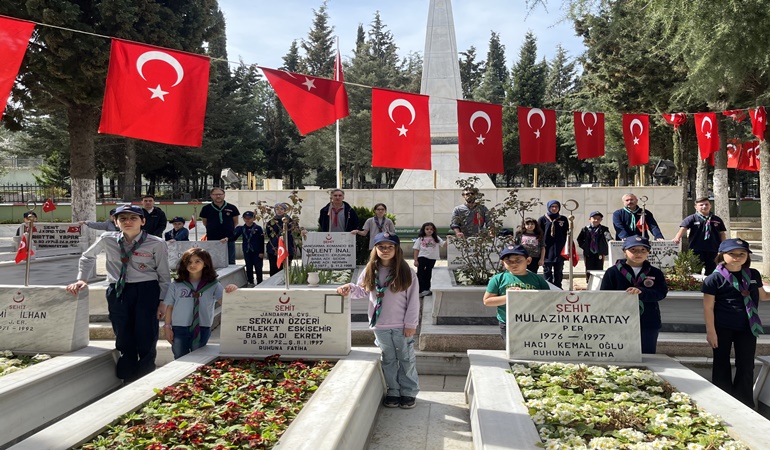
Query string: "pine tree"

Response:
xmin=300 ymin=1 xmax=335 ymax=77
xmin=473 ymin=32 xmax=507 ymax=104
xmin=459 ymin=46 xmax=485 ymax=100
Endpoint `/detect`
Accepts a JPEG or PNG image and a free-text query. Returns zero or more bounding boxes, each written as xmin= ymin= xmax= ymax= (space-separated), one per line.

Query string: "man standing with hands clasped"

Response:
xmin=66 ymin=205 xmax=170 ymax=382
xmin=199 ymin=187 xmax=240 ymax=264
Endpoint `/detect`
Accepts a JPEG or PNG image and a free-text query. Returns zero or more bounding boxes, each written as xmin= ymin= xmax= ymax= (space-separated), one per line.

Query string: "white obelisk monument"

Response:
xmin=394 ymin=0 xmax=495 ymax=189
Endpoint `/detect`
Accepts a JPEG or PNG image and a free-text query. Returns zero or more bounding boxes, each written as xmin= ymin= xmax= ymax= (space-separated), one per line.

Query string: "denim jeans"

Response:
xmin=171 ymin=325 xmax=211 ymax=359
xmin=373 ymin=328 xmax=420 ymax=397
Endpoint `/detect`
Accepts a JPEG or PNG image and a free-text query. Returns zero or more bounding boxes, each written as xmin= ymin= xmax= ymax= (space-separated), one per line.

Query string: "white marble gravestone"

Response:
xmin=0 ymin=285 xmax=89 ymax=353
xmin=301 ymin=232 xmax=355 ymax=269
xmin=219 ymin=288 xmax=351 ymax=357
xmin=167 ymin=241 xmax=228 ymax=270
xmin=506 ymin=290 xmax=642 ymax=362
xmin=14 ymin=222 xmax=88 ymax=258
xmin=608 ymin=240 xmax=680 ymax=269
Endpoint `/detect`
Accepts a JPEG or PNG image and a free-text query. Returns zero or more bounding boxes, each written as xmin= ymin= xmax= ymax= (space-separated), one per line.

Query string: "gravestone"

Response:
xmin=301 ymin=232 xmax=355 ymax=269
xmin=219 ymin=288 xmax=351 ymax=357
xmin=608 ymin=240 xmax=680 ymax=269
xmin=14 ymin=223 xmax=88 ymax=258
xmin=506 ymin=290 xmax=642 ymax=362
xmin=167 ymin=241 xmax=228 ymax=269
xmin=0 ymin=285 xmax=89 ymax=353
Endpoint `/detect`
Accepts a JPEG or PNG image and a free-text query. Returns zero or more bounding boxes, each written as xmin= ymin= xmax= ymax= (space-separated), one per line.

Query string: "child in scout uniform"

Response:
xmin=483 ymin=244 xmax=550 ymax=340
xmin=600 ymin=236 xmax=668 ymax=354
xmin=702 ymin=238 xmax=770 ymax=407
xmin=233 ymin=211 xmax=265 ymax=287
xmin=66 ymin=205 xmax=170 ymax=381
xmin=672 ymin=197 xmax=727 ymax=274
xmin=577 ymin=211 xmax=614 ymax=281
xmin=164 ymin=216 xmax=190 ymax=241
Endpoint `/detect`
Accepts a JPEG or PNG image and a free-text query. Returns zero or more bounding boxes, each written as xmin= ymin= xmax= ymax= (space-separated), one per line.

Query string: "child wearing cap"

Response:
xmin=600 ymin=236 xmax=668 ymax=354
xmin=538 ymin=200 xmax=569 ymax=287
xmin=66 ymin=205 xmax=170 ymax=382
xmin=16 ymin=211 xmax=37 ymax=236
xmin=164 ymin=217 xmax=190 ymax=242
xmin=577 ymin=211 xmax=613 ymax=282
xmin=702 ymin=238 xmax=770 ymax=407
xmin=233 ymin=211 xmax=265 ymax=286
xmin=336 ymin=232 xmax=421 ymax=409
xmin=483 ymin=244 xmax=550 ymax=340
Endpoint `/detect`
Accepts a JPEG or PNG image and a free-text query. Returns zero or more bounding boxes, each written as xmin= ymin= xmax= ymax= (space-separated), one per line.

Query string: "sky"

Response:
xmin=218 ymin=0 xmax=586 ymax=72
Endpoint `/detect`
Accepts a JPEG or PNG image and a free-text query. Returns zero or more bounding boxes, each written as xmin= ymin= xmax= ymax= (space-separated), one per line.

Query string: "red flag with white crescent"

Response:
xmin=188 ymin=216 xmax=196 ymax=229
xmin=457 ymin=100 xmax=503 ymax=173
xmin=726 ymin=141 xmax=741 ymax=169
xmin=622 ymin=114 xmax=649 ymax=166
xmin=662 ymin=112 xmax=687 ymax=130
xmin=694 ymin=112 xmax=720 ymax=160
xmin=749 ymin=107 xmax=767 ymax=141
xmin=371 ymin=88 xmax=431 ymax=169
xmin=276 ymin=236 xmax=288 ymax=268
xmin=0 ymin=17 xmax=34 ymax=121
xmin=738 ymin=141 xmax=761 ymax=172
xmin=518 ymin=106 xmax=557 ymax=164
xmin=15 ymin=234 xmax=33 ymax=264
xmin=42 ymin=198 xmax=57 ymax=212
xmin=573 ymin=111 xmax=605 ymax=159
xmin=723 ymin=109 xmax=747 ymax=122
xmin=560 ymin=240 xmax=579 ymax=267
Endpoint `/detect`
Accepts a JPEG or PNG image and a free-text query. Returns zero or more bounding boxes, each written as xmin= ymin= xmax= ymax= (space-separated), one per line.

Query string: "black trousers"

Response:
xmin=694 ymin=250 xmax=718 ymax=275
xmin=107 ymin=280 xmax=160 ymax=381
xmin=583 ymin=252 xmax=604 ymax=281
xmin=543 ymin=259 xmax=564 ymax=288
xmin=712 ymin=325 xmax=757 ymax=407
xmin=526 ymin=259 xmax=540 ymax=274
xmin=243 ymin=251 xmax=263 ymax=284
xmin=416 ymin=257 xmax=436 ymax=292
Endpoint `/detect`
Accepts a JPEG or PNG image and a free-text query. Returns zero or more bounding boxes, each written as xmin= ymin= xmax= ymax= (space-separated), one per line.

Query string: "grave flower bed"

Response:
xmin=80 ymin=355 xmax=333 ymax=449
xmin=0 ymin=350 xmax=50 ymax=377
xmin=511 ymin=362 xmax=748 ymax=450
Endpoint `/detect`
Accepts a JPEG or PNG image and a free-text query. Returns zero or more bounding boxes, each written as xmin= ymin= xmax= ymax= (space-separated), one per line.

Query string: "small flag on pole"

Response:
xmin=276 ymin=236 xmax=288 ymax=268
xmin=42 ymin=198 xmax=56 ymax=212
xmin=188 ymin=216 xmax=196 ymax=229
xmin=15 ymin=234 xmax=33 ymax=264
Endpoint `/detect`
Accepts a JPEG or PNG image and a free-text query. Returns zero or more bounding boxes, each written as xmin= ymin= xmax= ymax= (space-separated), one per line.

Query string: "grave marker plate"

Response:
xmin=506 ymin=290 xmax=641 ymax=362
xmin=0 ymin=285 xmax=89 ymax=353
xmin=608 ymin=240 xmax=680 ymax=269
xmin=17 ymin=223 xmax=87 ymax=258
xmin=301 ymin=232 xmax=355 ymax=269
xmin=167 ymin=241 xmax=228 ymax=269
xmin=219 ymin=288 xmax=350 ymax=357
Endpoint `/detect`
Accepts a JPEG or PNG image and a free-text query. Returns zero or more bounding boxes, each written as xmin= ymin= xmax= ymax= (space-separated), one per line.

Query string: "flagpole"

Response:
xmin=193 ymin=202 xmax=199 ymax=241
xmin=283 ymin=216 xmax=290 ymax=291
xmin=335 ymin=36 xmax=341 ymax=189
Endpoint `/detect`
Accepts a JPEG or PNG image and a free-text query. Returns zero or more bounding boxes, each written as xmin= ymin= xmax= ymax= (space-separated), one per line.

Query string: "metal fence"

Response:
xmin=0 ymin=183 xmax=215 ymax=203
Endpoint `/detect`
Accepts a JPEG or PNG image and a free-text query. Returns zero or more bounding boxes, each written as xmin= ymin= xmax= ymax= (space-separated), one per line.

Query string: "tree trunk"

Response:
xmin=695 ymin=158 xmax=709 ymax=200
xmin=713 ymin=148 xmax=730 ymax=237
xmin=760 ymin=139 xmax=770 ymax=275
xmin=67 ymin=105 xmax=99 ymax=222
xmin=119 ymin=139 xmax=137 ymax=201
xmin=673 ymin=130 xmax=689 ymax=217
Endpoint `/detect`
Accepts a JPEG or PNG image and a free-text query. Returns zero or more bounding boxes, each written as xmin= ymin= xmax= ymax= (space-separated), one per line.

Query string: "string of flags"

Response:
xmin=1 ymin=15 xmax=766 ymax=175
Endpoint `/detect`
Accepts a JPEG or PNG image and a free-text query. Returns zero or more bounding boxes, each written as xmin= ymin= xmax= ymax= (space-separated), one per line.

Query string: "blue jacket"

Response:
xmin=600 ymin=259 xmax=668 ymax=329
xmin=233 ymin=224 xmax=265 ymax=254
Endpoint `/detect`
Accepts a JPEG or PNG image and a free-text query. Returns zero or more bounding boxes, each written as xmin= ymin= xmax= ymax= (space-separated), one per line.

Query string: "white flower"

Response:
xmin=613 ymin=392 xmax=632 ymax=402
xmin=588 ymin=436 xmax=620 ymax=449
xmin=617 ymin=428 xmax=645 ymax=443
xmin=670 ymin=392 xmax=690 ymax=404
xmin=686 ymin=444 xmax=704 ymax=450
xmin=32 ymin=353 xmax=51 ymax=361
xmin=1 ymin=350 xmax=14 ymax=357
xmin=517 ymin=375 xmax=535 ymax=387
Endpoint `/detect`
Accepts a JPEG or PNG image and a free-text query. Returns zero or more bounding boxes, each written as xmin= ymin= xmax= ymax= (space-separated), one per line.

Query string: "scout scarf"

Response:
xmin=715 ymin=264 xmax=763 ymax=336
xmin=623 ymin=207 xmax=640 ymax=230
xmin=242 ymin=225 xmax=258 ymax=252
xmin=115 ymin=231 xmax=147 ymax=298
xmin=210 ymin=201 xmax=229 ymax=224
xmin=182 ymin=280 xmax=218 ymax=347
xmin=616 ymin=260 xmax=651 ymax=314
xmin=373 ymin=216 xmax=386 ymax=233
xmin=588 ymin=226 xmax=600 ymax=254
xmin=370 ymin=267 xmax=395 ymax=327
xmin=696 ymin=212 xmax=712 ymax=240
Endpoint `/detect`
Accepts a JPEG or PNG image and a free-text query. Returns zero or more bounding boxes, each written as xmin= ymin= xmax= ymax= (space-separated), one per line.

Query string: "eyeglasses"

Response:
xmin=375 ymin=208 xmax=385 ymax=211
xmin=376 ymin=245 xmax=395 ymax=251
xmin=626 ymin=248 xmax=649 ymax=254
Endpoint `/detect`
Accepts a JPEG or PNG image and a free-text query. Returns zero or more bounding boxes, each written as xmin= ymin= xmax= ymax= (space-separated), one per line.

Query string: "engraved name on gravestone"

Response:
xmin=167 ymin=241 xmax=228 ymax=269
xmin=16 ymin=223 xmax=87 ymax=258
xmin=609 ymin=240 xmax=680 ymax=270
xmin=446 ymin=237 xmax=500 ymax=269
xmin=301 ymin=232 xmax=355 ymax=269
xmin=219 ymin=289 xmax=350 ymax=357
xmin=506 ymin=291 xmax=642 ymax=362
xmin=0 ymin=286 xmax=89 ymax=353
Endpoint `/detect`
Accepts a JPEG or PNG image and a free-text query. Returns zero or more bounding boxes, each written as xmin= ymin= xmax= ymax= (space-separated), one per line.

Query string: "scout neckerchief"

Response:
xmin=373 ymin=216 xmax=386 ymax=233
xmin=210 ymin=201 xmax=228 ymax=224
xmin=696 ymin=212 xmax=712 ymax=240
xmin=545 ymin=213 xmax=559 ymax=237
xmin=242 ymin=224 xmax=258 ymax=252
xmin=115 ymin=231 xmax=147 ymax=298
xmin=715 ymin=264 xmax=763 ymax=337
xmin=370 ymin=266 xmax=395 ymax=327
xmin=623 ymin=207 xmax=639 ymax=230
xmin=331 ymin=206 xmax=344 ymax=228
xmin=615 ymin=260 xmax=650 ymax=315
xmin=182 ymin=280 xmax=218 ymax=347
xmin=588 ymin=226 xmax=600 ymax=254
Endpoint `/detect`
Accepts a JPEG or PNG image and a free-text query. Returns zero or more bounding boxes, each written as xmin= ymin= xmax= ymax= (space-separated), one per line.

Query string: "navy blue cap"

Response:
xmin=622 ymin=236 xmax=651 ymax=250
xmin=23 ymin=211 xmax=37 ymax=218
xmin=242 ymin=211 xmax=255 ymax=218
xmin=115 ymin=205 xmax=145 ymax=217
xmin=108 ymin=208 xmax=117 ymax=216
xmin=500 ymin=244 xmax=529 ymax=259
xmin=589 ymin=211 xmax=603 ymax=218
xmin=718 ymin=238 xmax=752 ymax=254
xmin=169 ymin=216 xmax=185 ymax=223
xmin=373 ymin=232 xmax=400 ymax=246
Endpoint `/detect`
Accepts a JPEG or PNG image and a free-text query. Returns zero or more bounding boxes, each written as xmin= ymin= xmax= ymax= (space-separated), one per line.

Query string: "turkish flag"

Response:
xmin=260 ymin=67 xmax=349 ymax=135
xmin=42 ymin=198 xmax=57 ymax=212
xmin=622 ymin=114 xmax=649 ymax=166
xmin=723 ymin=109 xmax=747 ymax=122
xmin=726 ymin=141 xmax=741 ymax=169
xmin=0 ymin=17 xmax=33 ymax=120
xmin=560 ymin=240 xmax=579 ymax=267
xmin=67 ymin=226 xmax=81 ymax=233
xmin=518 ymin=107 xmax=556 ymax=164
xmin=694 ymin=112 xmax=720 ymax=160
xmin=457 ymin=100 xmax=503 ymax=173
xmin=276 ymin=236 xmax=288 ymax=268
xmin=573 ymin=111 xmax=605 ymax=159
xmin=15 ymin=234 xmax=33 ymax=264
xmin=738 ymin=141 xmax=760 ymax=172
xmin=371 ymin=88 xmax=431 ymax=169
xmin=749 ymin=107 xmax=766 ymax=141
xmin=188 ymin=216 xmax=196 ymax=229
xmin=636 ymin=215 xmax=650 ymax=233
xmin=99 ymin=39 xmax=210 ymax=147
xmin=662 ymin=113 xmax=687 ymax=130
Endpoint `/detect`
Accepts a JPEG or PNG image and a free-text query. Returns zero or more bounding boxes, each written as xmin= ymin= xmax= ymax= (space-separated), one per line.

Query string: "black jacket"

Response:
xmin=576 ymin=225 xmax=613 ymax=256
xmin=142 ymin=208 xmax=167 ymax=238
xmin=318 ymin=202 xmax=359 ymax=232
xmin=600 ymin=259 xmax=668 ymax=329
